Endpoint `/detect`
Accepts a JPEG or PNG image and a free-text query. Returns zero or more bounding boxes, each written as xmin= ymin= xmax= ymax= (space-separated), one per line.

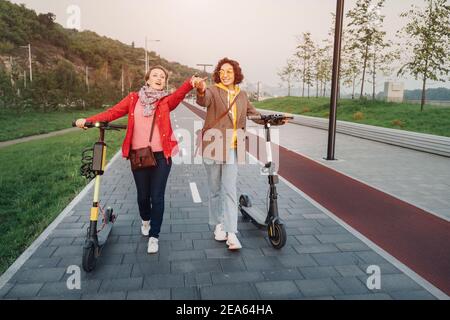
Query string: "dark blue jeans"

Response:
xmin=132 ymin=152 xmax=172 ymax=238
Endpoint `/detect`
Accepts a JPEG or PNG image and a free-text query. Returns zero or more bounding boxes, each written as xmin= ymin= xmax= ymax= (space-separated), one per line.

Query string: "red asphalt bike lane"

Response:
xmin=182 ymin=101 xmax=450 ymax=296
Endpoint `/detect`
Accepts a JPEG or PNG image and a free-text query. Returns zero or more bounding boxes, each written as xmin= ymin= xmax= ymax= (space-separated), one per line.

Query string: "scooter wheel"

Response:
xmin=82 ymin=242 xmax=97 ymax=272
xmin=268 ymin=223 xmax=287 ymax=249
xmin=239 ymin=195 xmax=252 ymax=207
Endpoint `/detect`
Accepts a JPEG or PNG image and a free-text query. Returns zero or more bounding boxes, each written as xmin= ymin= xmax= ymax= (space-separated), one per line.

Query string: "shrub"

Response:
xmin=353 ymin=111 xmax=364 ymax=120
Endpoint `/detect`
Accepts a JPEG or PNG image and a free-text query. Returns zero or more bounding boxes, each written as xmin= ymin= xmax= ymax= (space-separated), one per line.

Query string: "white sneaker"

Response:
xmin=147 ymin=237 xmax=159 ymax=254
xmin=141 ymin=220 xmax=150 ymax=236
xmin=226 ymin=233 xmax=242 ymax=250
xmin=214 ymin=223 xmax=227 ymax=241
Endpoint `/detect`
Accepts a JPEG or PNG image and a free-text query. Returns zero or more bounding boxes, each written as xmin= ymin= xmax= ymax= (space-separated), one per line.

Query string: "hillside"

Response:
xmin=0 ymin=0 xmax=203 ymax=111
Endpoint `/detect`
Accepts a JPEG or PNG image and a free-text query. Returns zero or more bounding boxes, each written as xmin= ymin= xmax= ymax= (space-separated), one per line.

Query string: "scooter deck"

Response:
xmin=240 ymin=205 xmax=268 ymax=227
xmin=96 ymin=221 xmax=113 ymax=247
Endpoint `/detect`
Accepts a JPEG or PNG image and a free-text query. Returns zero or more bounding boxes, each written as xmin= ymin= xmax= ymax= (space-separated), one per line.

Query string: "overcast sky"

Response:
xmin=10 ymin=0 xmax=450 ymax=93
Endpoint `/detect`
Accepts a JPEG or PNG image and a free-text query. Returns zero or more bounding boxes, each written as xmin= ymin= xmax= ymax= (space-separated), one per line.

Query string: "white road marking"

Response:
xmin=189 ymin=182 xmax=202 ymax=203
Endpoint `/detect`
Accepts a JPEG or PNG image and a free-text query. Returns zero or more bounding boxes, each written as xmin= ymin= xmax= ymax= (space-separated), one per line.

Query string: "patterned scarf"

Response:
xmin=138 ymin=85 xmax=168 ymax=117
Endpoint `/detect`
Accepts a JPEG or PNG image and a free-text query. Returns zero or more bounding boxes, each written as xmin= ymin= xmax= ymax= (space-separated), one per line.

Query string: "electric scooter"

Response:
xmin=72 ymin=120 xmax=127 ymax=272
xmin=239 ymin=114 xmax=293 ymax=249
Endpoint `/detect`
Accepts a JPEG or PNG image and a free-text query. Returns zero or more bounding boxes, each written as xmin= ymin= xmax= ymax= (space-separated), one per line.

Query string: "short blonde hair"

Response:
xmin=145 ymin=65 xmax=169 ymax=81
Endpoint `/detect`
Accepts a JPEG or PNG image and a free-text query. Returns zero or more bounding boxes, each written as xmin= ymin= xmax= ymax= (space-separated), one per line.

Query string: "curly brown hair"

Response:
xmin=212 ymin=58 xmax=244 ymax=85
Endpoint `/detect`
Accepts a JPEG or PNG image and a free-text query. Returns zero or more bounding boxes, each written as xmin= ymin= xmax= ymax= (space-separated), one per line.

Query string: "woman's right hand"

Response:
xmin=75 ymin=118 xmax=87 ymax=129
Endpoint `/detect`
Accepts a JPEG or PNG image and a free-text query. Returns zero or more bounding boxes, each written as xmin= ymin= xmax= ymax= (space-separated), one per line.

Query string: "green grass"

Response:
xmin=0 ymin=108 xmax=110 ymax=142
xmin=0 ymin=128 xmax=125 ymax=275
xmin=254 ymin=97 xmax=450 ymax=137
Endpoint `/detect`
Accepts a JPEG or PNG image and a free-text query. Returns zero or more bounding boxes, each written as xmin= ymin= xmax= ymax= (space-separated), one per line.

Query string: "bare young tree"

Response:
xmin=278 ymin=59 xmax=296 ymax=97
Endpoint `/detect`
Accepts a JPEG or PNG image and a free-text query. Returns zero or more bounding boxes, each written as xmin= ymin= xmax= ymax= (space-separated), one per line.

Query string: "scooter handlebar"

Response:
xmin=72 ymin=120 xmax=126 ymax=130
xmin=248 ymin=114 xmax=294 ymax=123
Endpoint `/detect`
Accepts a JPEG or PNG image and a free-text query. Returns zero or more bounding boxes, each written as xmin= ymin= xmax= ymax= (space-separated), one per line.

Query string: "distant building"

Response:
xmin=384 ymin=82 xmax=404 ymax=103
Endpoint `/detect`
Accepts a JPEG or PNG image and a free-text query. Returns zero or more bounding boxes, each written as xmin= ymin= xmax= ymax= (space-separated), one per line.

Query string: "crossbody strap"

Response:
xmin=149 ymin=110 xmax=157 ymax=143
xmin=203 ymin=92 xmax=240 ymax=133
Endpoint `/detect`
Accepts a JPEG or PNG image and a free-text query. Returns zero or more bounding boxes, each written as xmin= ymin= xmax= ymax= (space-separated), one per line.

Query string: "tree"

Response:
xmin=278 ymin=59 xmax=296 ymax=97
xmin=295 ymin=32 xmax=315 ymax=97
xmin=397 ymin=0 xmax=450 ymax=111
xmin=347 ymin=0 xmax=386 ymax=99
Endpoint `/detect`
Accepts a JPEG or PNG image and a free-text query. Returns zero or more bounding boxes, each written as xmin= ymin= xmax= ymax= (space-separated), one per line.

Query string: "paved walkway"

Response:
xmin=0 ymin=128 xmax=78 ymax=149
xmin=0 ymin=104 xmax=443 ymax=300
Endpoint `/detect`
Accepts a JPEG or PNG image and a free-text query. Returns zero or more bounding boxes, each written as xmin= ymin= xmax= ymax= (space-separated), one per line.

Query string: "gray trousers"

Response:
xmin=203 ymin=149 xmax=238 ymax=233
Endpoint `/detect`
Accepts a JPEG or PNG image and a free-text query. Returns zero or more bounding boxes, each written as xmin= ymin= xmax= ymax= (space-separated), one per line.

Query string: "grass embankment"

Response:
xmin=254 ymin=97 xmax=450 ymax=137
xmin=0 ymin=108 xmax=110 ymax=142
xmin=0 ymin=128 xmax=125 ymax=274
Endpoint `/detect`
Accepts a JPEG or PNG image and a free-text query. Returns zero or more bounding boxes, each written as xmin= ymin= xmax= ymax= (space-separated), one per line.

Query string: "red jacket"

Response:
xmin=87 ymin=78 xmax=193 ymax=161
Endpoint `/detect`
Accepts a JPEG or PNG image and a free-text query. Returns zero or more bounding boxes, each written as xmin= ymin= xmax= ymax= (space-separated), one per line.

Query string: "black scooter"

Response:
xmin=72 ymin=120 xmax=127 ymax=272
xmin=239 ymin=114 xmax=293 ymax=249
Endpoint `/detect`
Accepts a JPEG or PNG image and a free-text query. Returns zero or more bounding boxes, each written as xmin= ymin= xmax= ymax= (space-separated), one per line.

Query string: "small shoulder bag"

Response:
xmin=129 ymin=113 xmax=157 ymax=171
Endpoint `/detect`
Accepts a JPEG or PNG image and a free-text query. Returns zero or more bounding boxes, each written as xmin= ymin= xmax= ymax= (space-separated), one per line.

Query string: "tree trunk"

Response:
xmin=372 ymin=48 xmax=376 ymax=101
xmin=360 ymin=44 xmax=369 ymax=99
xmin=421 ymin=76 xmax=427 ymax=112
xmin=316 ymin=76 xmax=319 ymax=98
xmin=352 ymin=76 xmax=356 ymax=99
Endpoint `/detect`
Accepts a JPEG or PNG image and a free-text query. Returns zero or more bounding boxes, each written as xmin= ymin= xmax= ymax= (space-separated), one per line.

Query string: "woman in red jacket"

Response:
xmin=76 ymin=65 xmax=203 ymax=254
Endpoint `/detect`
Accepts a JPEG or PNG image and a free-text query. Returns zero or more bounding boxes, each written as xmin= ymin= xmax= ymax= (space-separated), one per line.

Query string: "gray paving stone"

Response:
xmin=200 ymin=283 xmax=259 ymax=300
xmin=262 ymin=269 xmax=304 ymax=281
xmin=298 ymin=266 xmax=340 ymax=279
xmin=193 ymin=239 xmax=228 ymax=250
xmin=356 ymin=251 xmax=389 ymax=265
xmin=21 ymin=257 xmax=62 ymax=269
xmin=83 ymin=264 xmax=133 ymax=280
xmin=52 ymin=245 xmax=84 ymax=257
xmin=98 ymin=276 xmax=143 ymax=293
xmin=255 ymin=280 xmax=303 ymax=299
xmin=127 ymin=288 xmax=171 ymax=300
xmin=168 ymin=250 xmax=206 ymax=261
xmin=277 ymin=254 xmax=318 ymax=268
xmin=171 ymin=287 xmax=200 ymax=300
xmin=293 ymin=244 xmax=340 ymax=254
xmin=181 ymin=232 xmax=203 ymax=240
xmin=311 ymin=252 xmax=361 ymax=266
xmin=219 ymin=258 xmax=247 ymax=273
xmin=185 ymin=272 xmax=212 ymax=287
xmin=122 ymin=253 xmax=159 ymax=264
xmin=47 ymin=237 xmax=75 ymax=246
xmin=38 ymin=280 xmax=101 ymax=297
xmin=243 ymin=256 xmax=286 ymax=271
xmin=335 ymin=293 xmax=392 ymax=300
xmin=336 ymin=242 xmax=370 ymax=252
xmin=14 ymin=267 xmax=66 ymax=284
xmin=295 ymin=278 xmax=344 ymax=297
xmin=30 ymin=246 xmax=57 ymax=259
xmin=389 ymin=290 xmax=436 ymax=300
xmin=211 ymin=271 xmax=264 ymax=285
xmin=131 ymin=262 xmax=171 ymax=276
xmin=143 ymin=274 xmax=185 ymax=289
xmin=316 ymin=233 xmax=359 ymax=243
xmin=5 ymin=283 xmax=43 ymax=298
xmin=294 ymin=235 xmax=321 ymax=245
xmin=171 ymin=260 xmax=222 ymax=274
xmin=335 ymin=265 xmax=366 ymax=277
xmin=82 ymin=291 xmax=127 ymax=300
xmin=332 ymin=277 xmax=370 ymax=295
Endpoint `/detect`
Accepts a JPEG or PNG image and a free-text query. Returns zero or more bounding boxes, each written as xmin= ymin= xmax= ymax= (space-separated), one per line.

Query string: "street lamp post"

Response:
xmin=145 ymin=37 xmax=161 ymax=74
xmin=326 ymin=0 xmax=345 ymax=161
xmin=196 ymin=63 xmax=213 ymax=84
